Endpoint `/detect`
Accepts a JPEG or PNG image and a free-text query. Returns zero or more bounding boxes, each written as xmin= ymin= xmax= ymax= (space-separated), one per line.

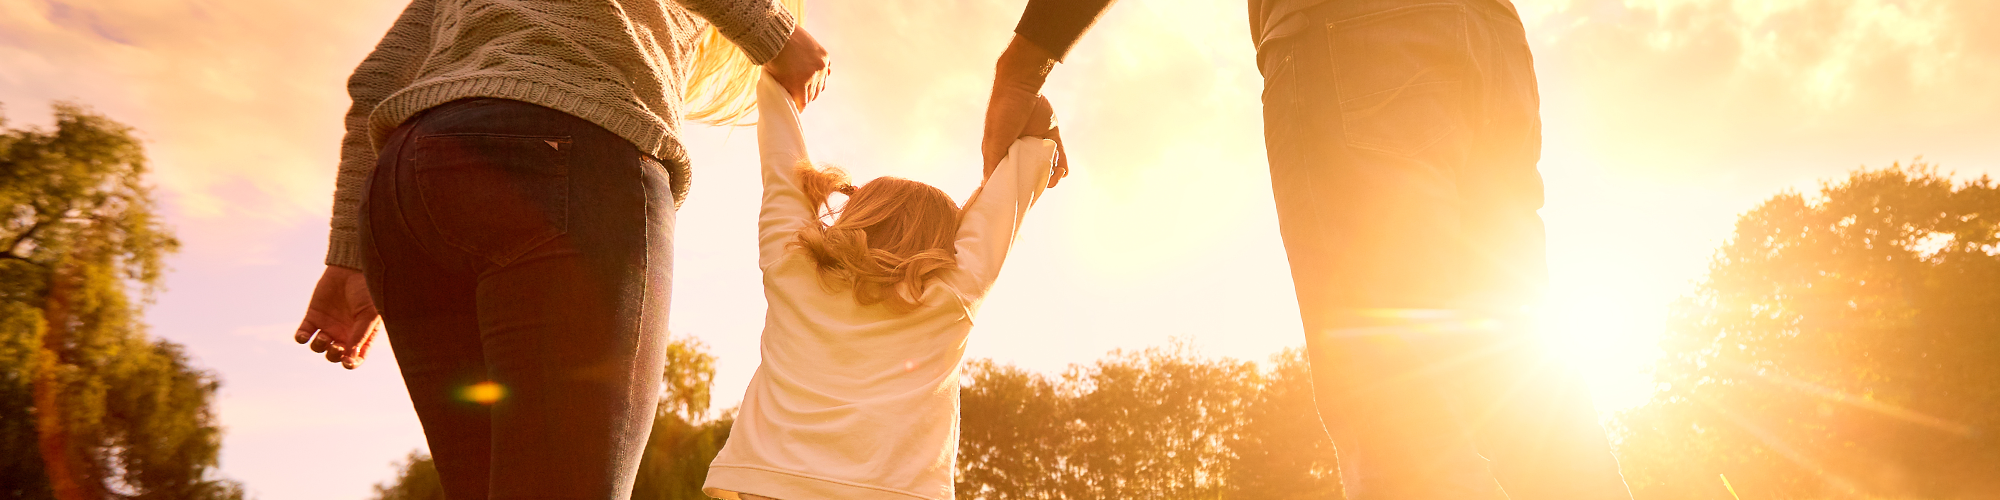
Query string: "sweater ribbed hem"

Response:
xmin=369 ymin=76 xmax=691 ymax=167
xmin=731 ymin=7 xmax=797 ymax=64
xmin=325 ymin=232 xmax=365 ymax=270
xmin=702 ymin=464 xmax=942 ymax=500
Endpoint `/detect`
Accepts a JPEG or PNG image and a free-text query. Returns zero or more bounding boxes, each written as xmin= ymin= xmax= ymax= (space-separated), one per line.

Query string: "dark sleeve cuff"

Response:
xmin=1014 ymin=0 xmax=1117 ymax=61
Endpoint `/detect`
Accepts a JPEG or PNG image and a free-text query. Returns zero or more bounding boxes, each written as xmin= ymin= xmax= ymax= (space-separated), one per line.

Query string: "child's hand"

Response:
xmin=1018 ymin=95 xmax=1069 ymax=188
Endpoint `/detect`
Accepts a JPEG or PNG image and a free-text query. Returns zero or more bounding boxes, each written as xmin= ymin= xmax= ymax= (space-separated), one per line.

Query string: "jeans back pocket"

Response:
xmin=1325 ymin=4 xmax=1475 ymax=158
xmin=412 ymin=133 xmax=571 ymax=266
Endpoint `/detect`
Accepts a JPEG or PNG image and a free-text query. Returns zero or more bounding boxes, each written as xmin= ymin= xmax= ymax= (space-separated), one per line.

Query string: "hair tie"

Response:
xmin=837 ymin=184 xmax=857 ymax=196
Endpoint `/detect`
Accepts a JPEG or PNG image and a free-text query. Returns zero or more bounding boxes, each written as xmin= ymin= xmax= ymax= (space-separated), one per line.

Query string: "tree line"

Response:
xmin=372 ymin=342 xmax=1341 ymax=500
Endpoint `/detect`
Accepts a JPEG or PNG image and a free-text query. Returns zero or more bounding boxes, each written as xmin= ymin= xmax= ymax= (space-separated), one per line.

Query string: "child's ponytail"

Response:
xmin=795 ymin=162 xmax=854 ymax=217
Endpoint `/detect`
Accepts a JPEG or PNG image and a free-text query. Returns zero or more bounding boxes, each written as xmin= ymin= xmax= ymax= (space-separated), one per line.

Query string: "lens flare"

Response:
xmin=460 ymin=381 xmax=506 ymax=405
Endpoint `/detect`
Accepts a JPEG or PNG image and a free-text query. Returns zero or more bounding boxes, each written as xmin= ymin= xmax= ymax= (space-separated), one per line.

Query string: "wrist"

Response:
xmin=995 ymin=36 xmax=1056 ymax=91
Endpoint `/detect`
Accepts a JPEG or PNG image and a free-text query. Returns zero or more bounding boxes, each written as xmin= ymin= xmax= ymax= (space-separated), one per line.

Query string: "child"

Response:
xmin=700 ymin=73 xmax=1063 ymax=500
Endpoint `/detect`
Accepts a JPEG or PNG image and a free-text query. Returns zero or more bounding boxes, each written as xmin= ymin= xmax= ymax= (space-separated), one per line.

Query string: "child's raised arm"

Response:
xmin=755 ymin=72 xmax=817 ymax=268
xmin=952 ymin=136 xmax=1058 ymax=300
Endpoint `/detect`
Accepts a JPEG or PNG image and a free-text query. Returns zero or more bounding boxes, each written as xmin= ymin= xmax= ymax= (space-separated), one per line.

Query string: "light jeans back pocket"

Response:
xmin=1325 ymin=4 xmax=1475 ymax=158
xmin=412 ymin=133 xmax=571 ymax=266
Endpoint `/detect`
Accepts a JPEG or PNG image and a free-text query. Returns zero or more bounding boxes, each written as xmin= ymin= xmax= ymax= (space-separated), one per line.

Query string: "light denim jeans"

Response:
xmin=1258 ymin=1 xmax=1633 ymax=498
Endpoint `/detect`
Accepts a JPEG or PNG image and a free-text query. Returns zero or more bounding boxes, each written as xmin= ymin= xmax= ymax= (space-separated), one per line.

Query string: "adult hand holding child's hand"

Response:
xmin=1018 ymin=95 xmax=1069 ymax=188
xmin=766 ymin=27 xmax=831 ymax=110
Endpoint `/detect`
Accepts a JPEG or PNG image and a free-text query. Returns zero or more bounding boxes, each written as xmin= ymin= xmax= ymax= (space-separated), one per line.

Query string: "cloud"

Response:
xmin=0 ymin=0 xmax=408 ymax=224
xmin=1518 ymin=0 xmax=2000 ymax=174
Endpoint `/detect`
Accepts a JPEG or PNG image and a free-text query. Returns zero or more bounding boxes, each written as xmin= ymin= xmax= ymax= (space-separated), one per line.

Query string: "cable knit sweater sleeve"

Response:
xmin=325 ymin=0 xmax=435 ymax=269
xmin=679 ymin=0 xmax=798 ymax=64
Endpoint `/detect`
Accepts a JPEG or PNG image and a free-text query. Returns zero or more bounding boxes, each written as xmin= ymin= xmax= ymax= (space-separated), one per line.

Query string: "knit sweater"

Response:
xmin=326 ymin=0 xmax=796 ymax=269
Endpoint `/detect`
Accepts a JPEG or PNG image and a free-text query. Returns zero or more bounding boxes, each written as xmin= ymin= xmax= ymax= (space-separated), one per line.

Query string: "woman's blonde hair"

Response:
xmin=789 ymin=163 xmax=963 ymax=312
xmin=684 ymin=0 xmax=807 ymax=126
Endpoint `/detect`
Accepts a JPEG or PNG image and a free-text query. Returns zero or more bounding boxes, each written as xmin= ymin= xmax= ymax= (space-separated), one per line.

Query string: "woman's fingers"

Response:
xmin=310 ymin=332 xmax=334 ymax=353
xmin=295 ymin=318 xmax=317 ymax=344
xmin=339 ymin=316 xmax=381 ymax=370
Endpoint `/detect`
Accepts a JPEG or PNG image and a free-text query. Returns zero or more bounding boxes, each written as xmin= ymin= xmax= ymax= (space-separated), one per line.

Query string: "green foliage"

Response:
xmin=957 ymin=345 xmax=1342 ymax=499
xmin=629 ymin=412 xmax=733 ymax=500
xmin=1615 ymin=163 xmax=2000 ymax=499
xmin=370 ymin=451 xmax=444 ymax=500
xmin=370 ymin=335 xmax=732 ymax=500
xmin=631 ymin=335 xmax=731 ymax=500
xmin=0 ymin=102 xmax=240 ymax=499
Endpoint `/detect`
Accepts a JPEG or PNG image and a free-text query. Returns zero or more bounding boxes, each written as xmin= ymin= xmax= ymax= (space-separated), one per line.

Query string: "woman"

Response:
xmin=289 ymin=0 xmax=829 ymax=498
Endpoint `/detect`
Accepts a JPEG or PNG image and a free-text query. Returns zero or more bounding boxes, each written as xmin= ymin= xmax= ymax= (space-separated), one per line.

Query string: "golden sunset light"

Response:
xmin=3 ymin=0 xmax=1996 ymax=498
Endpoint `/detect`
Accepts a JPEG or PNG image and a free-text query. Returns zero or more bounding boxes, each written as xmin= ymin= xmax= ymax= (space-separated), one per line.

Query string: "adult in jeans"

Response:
xmin=982 ymin=0 xmax=1632 ymax=497
xmin=289 ymin=0 xmax=830 ymax=498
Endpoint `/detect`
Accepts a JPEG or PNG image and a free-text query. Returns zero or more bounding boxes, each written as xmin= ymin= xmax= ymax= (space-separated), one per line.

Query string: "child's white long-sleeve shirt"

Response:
xmin=702 ymin=74 xmax=1056 ymax=500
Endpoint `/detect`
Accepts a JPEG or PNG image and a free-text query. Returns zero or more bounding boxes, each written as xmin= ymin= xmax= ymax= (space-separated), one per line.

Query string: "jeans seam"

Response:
xmin=637 ymin=153 xmax=652 ymax=367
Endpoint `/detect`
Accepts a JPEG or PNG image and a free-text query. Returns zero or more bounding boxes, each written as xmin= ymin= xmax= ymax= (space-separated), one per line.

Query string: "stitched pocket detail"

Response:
xmin=412 ymin=133 xmax=571 ymax=266
xmin=1324 ymin=4 xmax=1475 ymax=158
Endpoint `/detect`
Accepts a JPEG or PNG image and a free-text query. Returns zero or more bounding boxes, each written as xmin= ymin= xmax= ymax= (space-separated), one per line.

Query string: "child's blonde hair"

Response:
xmin=789 ymin=163 xmax=962 ymax=312
xmin=684 ymin=0 xmax=807 ymax=126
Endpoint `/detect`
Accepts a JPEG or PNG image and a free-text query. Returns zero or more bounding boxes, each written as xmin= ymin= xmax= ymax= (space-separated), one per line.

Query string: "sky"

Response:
xmin=2 ymin=0 xmax=1997 ymax=498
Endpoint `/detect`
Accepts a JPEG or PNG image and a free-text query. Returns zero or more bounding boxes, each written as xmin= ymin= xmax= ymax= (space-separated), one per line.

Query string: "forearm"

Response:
xmin=1013 ymin=0 xmax=1117 ymax=61
xmin=993 ymin=36 xmax=1057 ymax=101
xmin=327 ymin=0 xmax=434 ymax=269
xmin=680 ymin=0 xmax=798 ymax=64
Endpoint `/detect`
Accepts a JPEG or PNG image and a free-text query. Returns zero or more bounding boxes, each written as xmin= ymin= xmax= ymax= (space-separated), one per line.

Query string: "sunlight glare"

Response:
xmin=1533 ymin=289 xmax=1667 ymax=413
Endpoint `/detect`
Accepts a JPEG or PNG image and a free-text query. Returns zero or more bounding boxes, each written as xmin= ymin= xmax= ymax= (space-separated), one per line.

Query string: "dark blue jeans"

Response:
xmin=359 ymin=98 xmax=677 ymax=499
xmin=1259 ymin=1 xmax=1631 ymax=498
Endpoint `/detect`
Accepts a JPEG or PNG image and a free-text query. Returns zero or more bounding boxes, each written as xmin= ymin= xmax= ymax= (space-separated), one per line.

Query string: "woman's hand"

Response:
xmin=1018 ymin=95 xmax=1069 ymax=188
xmin=294 ymin=265 xmax=381 ymax=369
xmin=766 ymin=27 xmax=831 ymax=110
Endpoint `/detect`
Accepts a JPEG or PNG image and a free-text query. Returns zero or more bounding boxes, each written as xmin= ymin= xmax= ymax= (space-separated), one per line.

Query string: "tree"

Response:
xmin=1614 ymin=164 xmax=2000 ymax=499
xmin=0 ymin=103 xmax=242 ymax=500
xmin=957 ymin=345 xmax=1342 ymax=499
xmin=629 ymin=336 xmax=733 ymax=500
xmin=369 ymin=335 xmax=731 ymax=500
xmin=370 ymin=451 xmax=444 ymax=500
xmin=1225 ymin=350 xmax=1343 ymax=499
